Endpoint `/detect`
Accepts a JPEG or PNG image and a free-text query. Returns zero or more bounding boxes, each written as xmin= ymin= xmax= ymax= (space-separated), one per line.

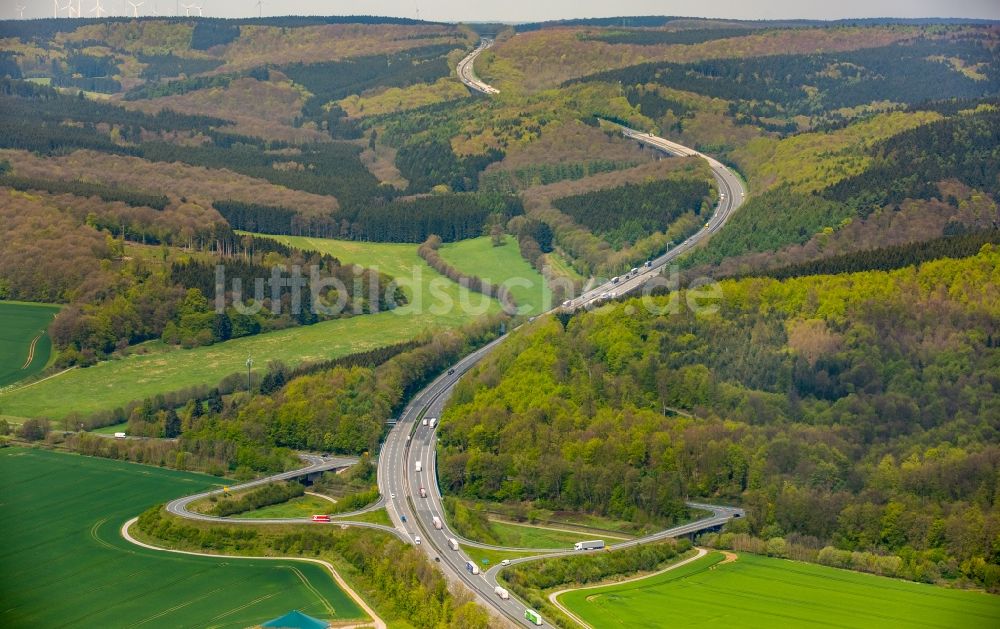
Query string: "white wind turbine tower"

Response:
xmin=58 ymin=0 xmax=75 ymax=17
xmin=90 ymin=0 xmax=106 ymax=17
xmin=15 ymin=5 xmax=26 ymax=18
xmin=181 ymin=2 xmax=193 ymax=16
xmin=127 ymin=0 xmax=143 ymax=16
xmin=255 ymin=0 xmax=262 ymax=19
xmin=195 ymin=4 xmax=202 ymax=16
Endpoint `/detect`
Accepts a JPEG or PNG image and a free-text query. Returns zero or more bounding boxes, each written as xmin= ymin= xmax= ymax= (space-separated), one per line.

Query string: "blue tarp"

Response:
xmin=261 ymin=609 xmax=330 ymax=629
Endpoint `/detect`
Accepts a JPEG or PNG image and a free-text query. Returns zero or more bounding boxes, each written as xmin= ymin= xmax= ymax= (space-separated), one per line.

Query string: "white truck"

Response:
xmin=494 ymin=586 xmax=510 ymax=600
xmin=448 ymin=538 xmax=460 ymax=551
xmin=113 ymin=432 xmax=126 ymax=439
xmin=428 ymin=417 xmax=438 ymax=428
xmin=432 ymin=516 xmax=443 ymax=530
xmin=415 ymin=461 xmax=422 ymax=472
xmin=574 ymin=539 xmax=605 ymax=551
xmin=466 ymin=560 xmax=480 ymax=575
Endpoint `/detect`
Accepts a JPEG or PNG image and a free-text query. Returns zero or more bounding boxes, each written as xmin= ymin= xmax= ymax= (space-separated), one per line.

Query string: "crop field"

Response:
xmin=437 ymin=236 xmax=553 ymax=315
xmin=0 ymin=448 xmax=365 ymax=628
xmin=558 ymin=551 xmax=1000 ymax=628
xmin=0 ymin=301 xmax=60 ymax=388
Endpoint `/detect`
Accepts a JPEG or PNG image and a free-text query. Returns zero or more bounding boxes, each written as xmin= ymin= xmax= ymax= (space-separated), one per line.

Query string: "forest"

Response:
xmin=552 ymin=177 xmax=710 ymax=249
xmin=438 ymin=247 xmax=1000 ymax=589
xmin=574 ymin=36 xmax=1000 ymax=125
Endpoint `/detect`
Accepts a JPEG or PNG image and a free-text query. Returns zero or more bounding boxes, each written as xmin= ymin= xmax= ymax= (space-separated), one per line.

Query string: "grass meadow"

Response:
xmin=558 ymin=551 xmax=1000 ymax=628
xmin=0 ymin=236 xmax=497 ymax=419
xmin=437 ymin=235 xmax=552 ymax=315
xmin=0 ymin=448 xmax=365 ymax=628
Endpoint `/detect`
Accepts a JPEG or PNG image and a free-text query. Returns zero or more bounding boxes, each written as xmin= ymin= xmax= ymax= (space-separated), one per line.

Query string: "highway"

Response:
xmin=456 ymin=38 xmax=500 ymax=95
xmin=157 ymin=43 xmax=750 ymax=629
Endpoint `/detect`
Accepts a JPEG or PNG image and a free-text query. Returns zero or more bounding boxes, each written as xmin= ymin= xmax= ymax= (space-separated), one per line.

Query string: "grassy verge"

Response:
xmin=233 ymin=494 xmax=336 ymax=519
xmin=337 ymin=508 xmax=393 ymax=527
xmin=462 ymin=544 xmax=538 ymax=570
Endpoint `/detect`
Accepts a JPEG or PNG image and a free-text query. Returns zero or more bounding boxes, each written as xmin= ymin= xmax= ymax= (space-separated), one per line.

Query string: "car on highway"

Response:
xmin=562 ymin=300 xmax=572 ymax=307
xmin=500 ymin=559 xmax=510 ymax=566
xmin=311 ymin=514 xmax=331 ymax=523
xmin=422 ymin=418 xmax=428 ymax=426
xmin=447 ymin=368 xmax=455 ymax=375
xmin=390 ymin=493 xmax=395 ymax=499
xmin=645 ymin=261 xmax=652 ymax=268
xmin=401 ymin=514 xmax=407 ymax=522
xmin=414 ymin=536 xmax=421 ymax=545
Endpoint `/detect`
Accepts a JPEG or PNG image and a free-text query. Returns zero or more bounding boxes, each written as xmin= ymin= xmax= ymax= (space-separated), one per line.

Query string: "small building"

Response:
xmin=260 ymin=609 xmax=330 ymax=629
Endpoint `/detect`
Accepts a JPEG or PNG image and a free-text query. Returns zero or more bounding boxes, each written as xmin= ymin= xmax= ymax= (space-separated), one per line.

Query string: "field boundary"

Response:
xmin=120 ymin=517 xmax=384 ymax=629
xmin=549 ymin=547 xmax=709 ymax=629
xmin=0 ymin=365 xmax=76 ymax=395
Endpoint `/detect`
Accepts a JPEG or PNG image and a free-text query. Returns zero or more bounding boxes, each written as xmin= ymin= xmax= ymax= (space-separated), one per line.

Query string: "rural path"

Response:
xmin=546 ymin=547 xmax=710 ymax=629
xmin=120 ymin=517 xmax=386 ymax=629
xmin=306 ymin=491 xmax=339 ymax=505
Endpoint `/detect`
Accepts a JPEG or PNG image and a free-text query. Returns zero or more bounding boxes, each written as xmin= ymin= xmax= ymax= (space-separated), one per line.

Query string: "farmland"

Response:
xmin=558 ymin=551 xmax=1000 ymax=628
xmin=437 ymin=235 xmax=552 ymax=315
xmin=0 ymin=448 xmax=365 ymax=628
xmin=0 ymin=301 xmax=60 ymax=388
xmin=0 ymin=236 xmax=496 ymax=419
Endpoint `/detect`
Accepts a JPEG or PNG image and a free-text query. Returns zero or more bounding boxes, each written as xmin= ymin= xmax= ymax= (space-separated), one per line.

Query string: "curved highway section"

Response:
xmin=154 ymin=41 xmax=749 ymax=629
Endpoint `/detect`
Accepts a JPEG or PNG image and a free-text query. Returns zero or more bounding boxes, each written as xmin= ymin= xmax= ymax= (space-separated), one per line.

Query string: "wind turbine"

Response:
xmin=127 ymin=0 xmax=142 ymax=16
xmin=181 ymin=2 xmax=193 ymax=16
xmin=90 ymin=0 xmax=106 ymax=17
xmin=254 ymin=0 xmax=262 ymax=18
xmin=195 ymin=4 xmax=202 ymax=16
xmin=58 ymin=0 xmax=75 ymax=17
xmin=15 ymin=5 xmax=25 ymax=18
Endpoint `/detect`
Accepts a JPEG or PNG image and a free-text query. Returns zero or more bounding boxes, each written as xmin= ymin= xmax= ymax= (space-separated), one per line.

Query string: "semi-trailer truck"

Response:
xmin=432 ymin=516 xmax=443 ymax=530
xmin=415 ymin=461 xmax=422 ymax=472
xmin=494 ymin=586 xmax=509 ymax=600
xmin=466 ymin=561 xmax=480 ymax=575
xmin=525 ymin=609 xmax=543 ymax=625
xmin=574 ymin=539 xmax=605 ymax=551
xmin=448 ymin=538 xmax=459 ymax=551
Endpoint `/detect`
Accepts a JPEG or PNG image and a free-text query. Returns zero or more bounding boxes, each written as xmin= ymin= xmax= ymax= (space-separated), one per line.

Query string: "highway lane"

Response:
xmin=456 ymin=38 xmax=499 ymax=95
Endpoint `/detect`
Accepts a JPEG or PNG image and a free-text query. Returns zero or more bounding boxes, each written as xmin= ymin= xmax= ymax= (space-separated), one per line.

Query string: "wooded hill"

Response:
xmin=439 ymin=247 xmax=1000 ymax=589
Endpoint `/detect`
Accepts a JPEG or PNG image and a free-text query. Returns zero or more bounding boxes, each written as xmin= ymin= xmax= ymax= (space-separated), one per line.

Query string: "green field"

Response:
xmin=558 ymin=551 xmax=1000 ymax=628
xmin=488 ymin=519 xmax=604 ymax=549
xmin=437 ymin=235 xmax=552 ymax=315
xmin=0 ymin=448 xmax=365 ymax=628
xmin=0 ymin=236 xmax=498 ymax=420
xmin=0 ymin=301 xmax=60 ymax=388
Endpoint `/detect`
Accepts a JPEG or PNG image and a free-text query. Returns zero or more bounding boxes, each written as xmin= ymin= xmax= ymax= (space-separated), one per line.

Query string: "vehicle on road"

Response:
xmin=645 ymin=261 xmax=652 ymax=268
xmin=114 ymin=432 xmax=126 ymax=439
xmin=494 ymin=586 xmax=510 ymax=600
xmin=447 ymin=368 xmax=455 ymax=375
xmin=414 ymin=536 xmax=421 ymax=545
xmin=390 ymin=493 xmax=395 ymax=499
xmin=574 ymin=539 xmax=605 ymax=551
xmin=466 ymin=561 xmax=480 ymax=575
xmin=422 ymin=418 xmax=428 ymax=426
xmin=419 ymin=486 xmax=427 ymax=498
xmin=611 ymin=276 xmax=620 ymax=284
xmin=500 ymin=559 xmax=510 ymax=566
xmin=428 ymin=417 xmax=438 ymax=429
xmin=432 ymin=516 xmax=443 ymax=530
xmin=448 ymin=538 xmax=460 ymax=551
xmin=401 ymin=514 xmax=407 ymax=522
xmin=562 ymin=300 xmax=571 ymax=307
xmin=525 ymin=609 xmax=543 ymax=625
xmin=415 ymin=461 xmax=422 ymax=472
xmin=311 ymin=514 xmax=330 ymax=523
